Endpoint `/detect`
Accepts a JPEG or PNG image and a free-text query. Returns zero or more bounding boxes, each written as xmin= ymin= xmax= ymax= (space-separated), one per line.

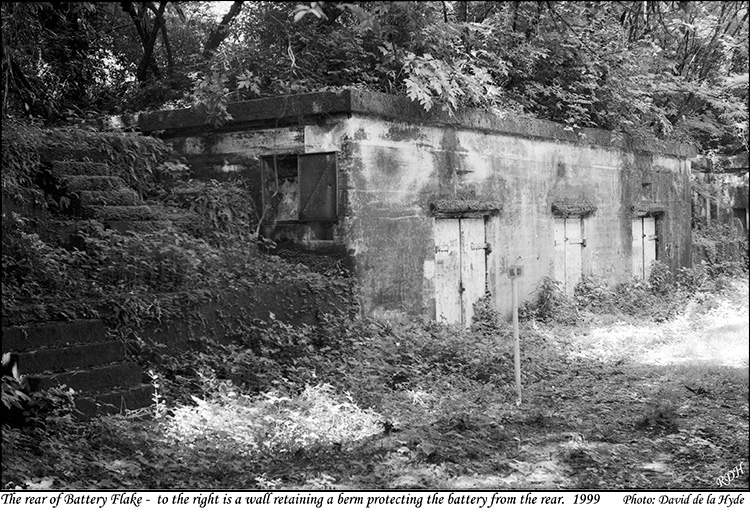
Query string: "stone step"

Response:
xmin=106 ymin=220 xmax=173 ymax=234
xmin=74 ymin=383 xmax=154 ymax=418
xmin=83 ymin=205 xmax=158 ymax=221
xmin=3 ymin=320 xmax=106 ymax=351
xmin=49 ymin=161 xmax=110 ymax=176
xmin=38 ymin=147 xmax=108 ymax=163
xmin=78 ymin=189 xmax=141 ymax=207
xmin=15 ymin=341 xmax=127 ymax=374
xmin=26 ymin=362 xmax=143 ymax=393
xmin=63 ymin=176 xmax=128 ymax=192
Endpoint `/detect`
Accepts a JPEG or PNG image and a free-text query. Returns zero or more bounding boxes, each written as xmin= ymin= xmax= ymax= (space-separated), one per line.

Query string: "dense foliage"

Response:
xmin=2 ymin=0 xmax=748 ymax=492
xmin=2 ymin=1 xmax=748 ymax=154
xmin=521 ymin=247 xmax=748 ymax=325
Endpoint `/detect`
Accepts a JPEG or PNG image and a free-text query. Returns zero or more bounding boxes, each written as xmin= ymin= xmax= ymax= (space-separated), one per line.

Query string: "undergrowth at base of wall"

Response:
xmin=3 ymin=273 xmax=747 ymax=489
xmin=520 ymin=248 xmax=748 ymax=326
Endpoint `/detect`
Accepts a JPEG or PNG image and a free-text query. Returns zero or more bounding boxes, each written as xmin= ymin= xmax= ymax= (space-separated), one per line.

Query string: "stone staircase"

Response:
xmin=40 ymin=147 xmax=171 ymax=233
xmin=0 ymin=146 xmax=172 ymax=417
xmin=2 ymin=320 xmax=153 ymax=417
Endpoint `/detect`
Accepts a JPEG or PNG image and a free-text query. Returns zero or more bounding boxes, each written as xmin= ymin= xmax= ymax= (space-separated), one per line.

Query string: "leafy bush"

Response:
xmin=1 ymin=376 xmax=76 ymax=430
xmin=574 ymin=275 xmax=615 ymax=312
xmin=570 ymin=269 xmax=681 ymax=323
xmin=693 ymin=222 xmax=749 ymax=277
xmin=648 ymin=260 xmax=674 ymax=295
xmin=519 ymin=276 xmax=579 ymax=325
xmin=138 ymin=308 xmax=515 ymax=419
xmin=162 ymin=383 xmax=382 ymax=458
xmin=613 ymin=279 xmax=677 ymax=321
xmin=162 ymin=180 xmax=262 ymax=242
xmin=2 ymin=211 xmax=348 ymax=330
xmin=2 ymin=229 xmax=102 ymax=305
xmin=675 ymin=264 xmax=710 ymax=293
xmin=1 ymin=120 xmax=45 ymax=207
xmin=470 ymin=292 xmax=504 ymax=334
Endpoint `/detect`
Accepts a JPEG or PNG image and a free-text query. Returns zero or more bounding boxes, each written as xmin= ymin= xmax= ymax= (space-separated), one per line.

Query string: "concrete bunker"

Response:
xmin=127 ymin=89 xmax=696 ymax=324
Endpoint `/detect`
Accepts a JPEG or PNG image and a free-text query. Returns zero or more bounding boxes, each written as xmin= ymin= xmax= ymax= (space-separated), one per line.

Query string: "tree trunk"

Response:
xmin=137 ymin=2 xmax=167 ymax=82
xmin=159 ymin=11 xmax=173 ymax=75
xmin=202 ymin=1 xmax=244 ymax=59
xmin=122 ymin=1 xmax=166 ymax=83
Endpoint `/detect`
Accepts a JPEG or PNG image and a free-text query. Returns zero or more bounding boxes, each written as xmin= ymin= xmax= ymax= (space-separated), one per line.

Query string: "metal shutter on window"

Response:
xmin=298 ymin=152 xmax=337 ymax=222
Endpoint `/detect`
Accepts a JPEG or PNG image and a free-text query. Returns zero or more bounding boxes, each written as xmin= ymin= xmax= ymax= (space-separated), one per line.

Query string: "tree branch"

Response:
xmin=545 ymin=1 xmax=597 ymax=57
xmin=477 ymin=2 xmax=496 ymax=23
xmin=135 ymin=1 xmax=167 ymax=82
xmin=121 ymin=2 xmax=148 ymax=47
xmin=203 ymin=1 xmax=244 ymax=59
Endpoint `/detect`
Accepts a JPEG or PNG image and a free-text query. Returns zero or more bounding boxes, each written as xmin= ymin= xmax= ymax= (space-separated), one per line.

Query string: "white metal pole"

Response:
xmin=512 ymin=275 xmax=521 ymax=405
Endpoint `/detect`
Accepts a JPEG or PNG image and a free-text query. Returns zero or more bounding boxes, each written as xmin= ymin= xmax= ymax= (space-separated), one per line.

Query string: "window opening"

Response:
xmin=260 ymin=152 xmax=338 ymax=224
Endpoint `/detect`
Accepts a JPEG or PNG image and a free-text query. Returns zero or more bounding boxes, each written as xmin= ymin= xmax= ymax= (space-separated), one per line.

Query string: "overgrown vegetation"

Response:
xmin=2 ymin=119 xmax=174 ymax=200
xmin=2 ymin=117 xmax=748 ymax=488
xmin=2 ymin=0 xmax=748 ymax=491
xmin=2 ymin=2 xmax=748 ymax=155
xmin=521 ymin=243 xmax=748 ymax=326
xmin=3 ymin=269 xmax=747 ymax=489
xmin=3 ymin=138 xmax=748 ymax=487
xmin=1 ymin=122 xmax=343 ymax=330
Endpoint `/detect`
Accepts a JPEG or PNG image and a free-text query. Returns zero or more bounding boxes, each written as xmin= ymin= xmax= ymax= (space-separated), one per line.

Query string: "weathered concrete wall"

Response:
xmin=332 ymin=116 xmax=692 ymax=319
xmin=132 ymin=90 xmax=695 ymax=321
xmin=138 ymin=280 xmax=352 ymax=355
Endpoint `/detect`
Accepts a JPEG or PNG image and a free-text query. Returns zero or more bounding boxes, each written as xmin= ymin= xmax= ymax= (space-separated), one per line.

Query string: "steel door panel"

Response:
xmin=554 ymin=218 xmax=567 ymax=288
xmin=435 ymin=219 xmax=461 ymax=324
xmin=643 ymin=216 xmax=656 ymax=279
xmin=460 ymin=218 xmax=486 ymax=327
xmin=298 ymin=153 xmax=337 ymax=221
xmin=632 ymin=218 xmax=644 ymax=279
xmin=565 ymin=218 xmax=583 ymax=296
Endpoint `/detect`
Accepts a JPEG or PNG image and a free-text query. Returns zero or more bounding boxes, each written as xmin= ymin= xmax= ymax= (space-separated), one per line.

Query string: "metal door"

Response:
xmin=554 ymin=218 xmax=567 ymax=290
xmin=435 ymin=218 xmax=487 ymax=325
xmin=554 ymin=217 xmax=584 ymax=296
xmin=565 ymin=218 xmax=584 ymax=295
xmin=298 ymin=153 xmax=337 ymax=222
xmin=435 ymin=219 xmax=462 ymax=324
xmin=632 ymin=216 xmax=657 ymax=279
xmin=632 ymin=218 xmax=644 ymax=280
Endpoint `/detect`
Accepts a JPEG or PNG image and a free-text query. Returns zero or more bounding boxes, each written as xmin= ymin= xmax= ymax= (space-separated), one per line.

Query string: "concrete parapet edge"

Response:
xmin=115 ymin=89 xmax=697 ymax=159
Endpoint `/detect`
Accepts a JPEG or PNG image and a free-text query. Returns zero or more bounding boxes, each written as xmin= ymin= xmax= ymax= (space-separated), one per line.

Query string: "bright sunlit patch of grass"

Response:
xmin=566 ymin=277 xmax=749 ymax=368
xmin=162 ymin=382 xmax=383 ymax=458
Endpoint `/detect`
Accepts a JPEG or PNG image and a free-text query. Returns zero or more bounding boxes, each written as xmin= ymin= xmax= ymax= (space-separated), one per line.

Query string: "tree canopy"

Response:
xmin=2 ymin=1 xmax=748 ymax=155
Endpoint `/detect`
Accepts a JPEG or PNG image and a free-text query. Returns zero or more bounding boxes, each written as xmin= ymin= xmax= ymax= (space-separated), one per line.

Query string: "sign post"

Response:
xmin=508 ymin=264 xmax=524 ymax=406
